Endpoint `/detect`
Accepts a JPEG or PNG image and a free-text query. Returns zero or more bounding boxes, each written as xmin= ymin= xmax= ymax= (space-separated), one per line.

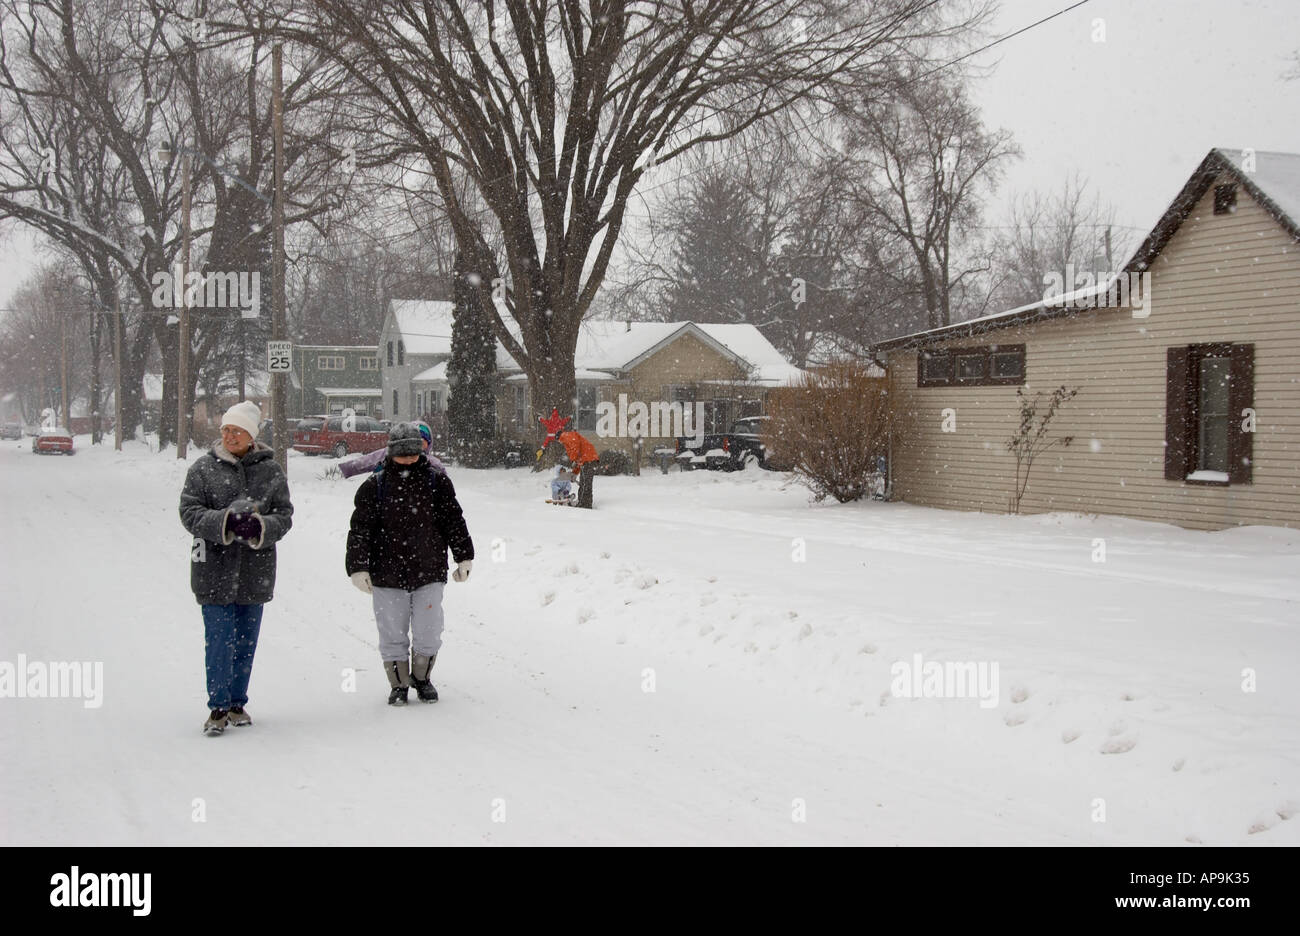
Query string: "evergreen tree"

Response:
xmin=663 ymin=169 xmax=770 ymax=324
xmin=446 ymin=251 xmax=498 ymax=466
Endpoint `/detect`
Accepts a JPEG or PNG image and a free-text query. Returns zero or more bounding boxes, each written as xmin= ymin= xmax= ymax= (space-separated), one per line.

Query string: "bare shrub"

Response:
xmin=767 ymin=363 xmax=891 ymax=503
xmin=1007 ymin=385 xmax=1078 ymax=513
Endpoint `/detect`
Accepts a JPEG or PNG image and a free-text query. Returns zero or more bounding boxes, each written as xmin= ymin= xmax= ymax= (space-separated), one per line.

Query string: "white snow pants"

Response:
xmin=372 ymin=582 xmax=445 ymax=662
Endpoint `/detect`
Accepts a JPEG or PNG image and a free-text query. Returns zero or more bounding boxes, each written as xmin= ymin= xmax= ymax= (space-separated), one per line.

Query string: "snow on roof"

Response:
xmin=413 ymin=361 xmax=448 ymax=382
xmin=316 ymin=387 xmax=383 ymax=397
xmin=392 ymin=309 xmax=800 ymax=384
xmin=390 ymin=298 xmax=516 ymax=358
xmin=572 ymin=320 xmax=801 ymax=383
xmin=391 ymin=299 xmax=454 ymax=356
xmin=693 ymin=324 xmax=805 ymax=385
xmin=876 ymin=279 xmax=1118 ymax=350
xmin=1215 ymin=147 xmax=1300 ymax=229
xmin=502 ymin=369 xmax=616 ymax=382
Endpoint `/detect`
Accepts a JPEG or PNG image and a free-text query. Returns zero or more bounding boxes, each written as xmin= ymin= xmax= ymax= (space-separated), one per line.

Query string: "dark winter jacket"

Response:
xmin=345 ymin=455 xmax=473 ymax=590
xmin=179 ymin=442 xmax=294 ymax=605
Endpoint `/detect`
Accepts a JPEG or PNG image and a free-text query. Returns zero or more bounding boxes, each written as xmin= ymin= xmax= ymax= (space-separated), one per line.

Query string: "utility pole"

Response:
xmin=114 ymin=297 xmax=123 ymax=451
xmin=237 ymin=315 xmax=246 ymax=402
xmin=271 ymin=44 xmax=288 ymax=475
xmin=177 ymin=151 xmax=192 ymax=459
xmin=1104 ymin=225 xmax=1114 ymax=272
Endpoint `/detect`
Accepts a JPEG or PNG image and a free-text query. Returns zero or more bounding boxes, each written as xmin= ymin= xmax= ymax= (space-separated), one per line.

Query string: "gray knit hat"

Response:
xmin=387 ymin=421 xmax=424 ymax=457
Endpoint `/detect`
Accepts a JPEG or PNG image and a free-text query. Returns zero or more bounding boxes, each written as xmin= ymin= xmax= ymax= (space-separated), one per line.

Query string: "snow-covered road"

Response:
xmin=1 ymin=438 xmax=1297 ymax=844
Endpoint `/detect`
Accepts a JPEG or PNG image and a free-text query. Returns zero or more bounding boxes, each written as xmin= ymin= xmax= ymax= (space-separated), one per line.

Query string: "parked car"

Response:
xmin=1 ymin=422 xmax=23 ymax=440
xmin=674 ymin=416 xmax=791 ymax=471
xmin=292 ymin=414 xmax=389 ymax=457
xmin=32 ymin=426 xmax=75 ymax=455
xmin=726 ymin=416 xmax=792 ymax=470
xmin=674 ymin=430 xmax=732 ymax=470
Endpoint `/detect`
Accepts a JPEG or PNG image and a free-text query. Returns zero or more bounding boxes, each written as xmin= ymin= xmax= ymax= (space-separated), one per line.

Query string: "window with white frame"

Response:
xmin=318 ymin=355 xmax=345 ymax=371
xmin=359 ymin=356 xmax=378 ymax=371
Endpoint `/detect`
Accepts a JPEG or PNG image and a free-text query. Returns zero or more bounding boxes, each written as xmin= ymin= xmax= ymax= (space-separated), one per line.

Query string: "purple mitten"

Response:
xmin=228 ymin=512 xmax=263 ymax=544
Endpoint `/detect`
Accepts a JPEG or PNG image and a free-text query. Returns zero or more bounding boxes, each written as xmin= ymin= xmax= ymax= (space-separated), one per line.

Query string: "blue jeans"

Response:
xmin=202 ymin=603 xmax=264 ymax=711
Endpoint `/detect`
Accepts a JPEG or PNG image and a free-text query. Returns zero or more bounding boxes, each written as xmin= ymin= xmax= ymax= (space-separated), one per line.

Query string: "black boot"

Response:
xmin=385 ymin=659 xmax=410 ymax=705
xmin=411 ymin=653 xmax=439 ymax=703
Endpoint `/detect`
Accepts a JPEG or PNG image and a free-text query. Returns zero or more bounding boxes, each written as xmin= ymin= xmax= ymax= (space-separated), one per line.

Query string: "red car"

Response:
xmin=292 ymin=414 xmax=389 ymax=458
xmin=32 ymin=426 xmax=75 ymax=455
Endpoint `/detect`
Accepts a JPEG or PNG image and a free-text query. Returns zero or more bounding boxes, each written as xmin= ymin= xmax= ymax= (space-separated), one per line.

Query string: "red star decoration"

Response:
xmin=538 ymin=407 xmax=571 ymax=448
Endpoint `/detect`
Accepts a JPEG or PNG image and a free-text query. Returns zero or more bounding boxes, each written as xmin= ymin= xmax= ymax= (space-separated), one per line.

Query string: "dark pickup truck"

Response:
xmin=675 ymin=416 xmax=785 ymax=471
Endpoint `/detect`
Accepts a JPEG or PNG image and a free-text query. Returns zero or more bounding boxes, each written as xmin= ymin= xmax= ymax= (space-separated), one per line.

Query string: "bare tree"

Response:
xmin=837 ymin=66 xmax=1018 ymax=330
xmin=0 ymin=266 xmax=93 ymax=426
xmin=273 ymin=0 xmax=978 ymax=422
xmin=989 ymin=173 xmax=1131 ymax=311
xmin=0 ymin=0 xmax=356 ymax=445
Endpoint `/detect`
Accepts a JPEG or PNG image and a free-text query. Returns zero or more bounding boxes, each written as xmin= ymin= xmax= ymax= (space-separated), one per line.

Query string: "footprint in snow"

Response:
xmin=859 ymin=643 xmax=876 ymax=654
xmin=540 ymin=590 xmax=555 ymax=606
xmin=1061 ymin=729 xmax=1081 ymax=744
xmin=1100 ymin=736 xmax=1137 ymax=754
xmin=700 ymin=594 xmax=717 ymax=606
xmin=1003 ymin=711 xmax=1027 ymax=727
xmin=1172 ymin=757 xmax=1186 ymax=771
xmin=1010 ymin=686 xmax=1029 ymax=704
xmin=1247 ymin=813 xmax=1279 ymax=835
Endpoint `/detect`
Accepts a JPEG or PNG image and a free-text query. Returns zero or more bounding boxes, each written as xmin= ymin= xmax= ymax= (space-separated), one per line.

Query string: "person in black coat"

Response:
xmin=179 ymin=401 xmax=293 ymax=734
xmin=346 ymin=422 xmax=474 ymax=705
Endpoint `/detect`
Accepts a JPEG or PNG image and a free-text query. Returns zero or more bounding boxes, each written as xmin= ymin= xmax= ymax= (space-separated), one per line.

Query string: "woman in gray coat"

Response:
xmin=179 ymin=401 xmax=293 ymax=735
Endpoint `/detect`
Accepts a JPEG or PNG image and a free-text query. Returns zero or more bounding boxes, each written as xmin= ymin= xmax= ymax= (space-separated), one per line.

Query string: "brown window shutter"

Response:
xmin=1228 ymin=343 xmax=1255 ymax=484
xmin=1164 ymin=346 xmax=1192 ymax=481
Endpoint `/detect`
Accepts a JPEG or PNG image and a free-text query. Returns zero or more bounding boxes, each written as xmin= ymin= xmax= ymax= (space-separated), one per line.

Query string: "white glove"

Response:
xmin=451 ymin=560 xmax=473 ymax=583
xmin=350 ymin=571 xmax=373 ymax=594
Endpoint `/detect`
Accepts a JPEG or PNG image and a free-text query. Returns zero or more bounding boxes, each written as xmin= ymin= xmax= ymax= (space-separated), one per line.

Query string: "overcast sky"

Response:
xmin=2 ymin=0 xmax=1297 ymax=310
xmin=971 ymin=0 xmax=1300 ymax=248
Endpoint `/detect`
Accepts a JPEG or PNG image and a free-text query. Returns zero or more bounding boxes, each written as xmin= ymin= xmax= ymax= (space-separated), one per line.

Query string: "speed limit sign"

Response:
xmin=267 ymin=340 xmax=292 ymax=372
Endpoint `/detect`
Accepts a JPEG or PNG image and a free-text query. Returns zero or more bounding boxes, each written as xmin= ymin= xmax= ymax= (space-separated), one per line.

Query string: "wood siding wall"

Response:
xmin=887 ymin=172 xmax=1300 ymax=531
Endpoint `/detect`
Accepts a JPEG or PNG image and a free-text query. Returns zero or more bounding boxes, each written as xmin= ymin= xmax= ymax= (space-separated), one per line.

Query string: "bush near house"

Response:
xmin=767 ymin=362 xmax=892 ymax=503
xmin=596 ymin=449 xmax=633 ymax=476
xmin=470 ymin=437 xmax=534 ymax=468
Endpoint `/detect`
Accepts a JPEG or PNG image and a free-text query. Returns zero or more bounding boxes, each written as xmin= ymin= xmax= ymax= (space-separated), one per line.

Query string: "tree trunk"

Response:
xmin=527 ymin=363 xmax=578 ymax=472
xmin=154 ymin=320 xmax=177 ymax=448
xmin=89 ymin=311 xmax=103 ymax=444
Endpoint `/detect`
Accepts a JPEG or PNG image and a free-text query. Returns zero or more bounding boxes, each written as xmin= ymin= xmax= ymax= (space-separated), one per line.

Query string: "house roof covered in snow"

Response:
xmin=411 ymin=317 xmax=801 ymax=387
xmin=389 ymin=298 xmax=514 ymax=362
xmin=871 ymin=147 xmax=1300 ymax=353
xmin=315 ymin=387 xmax=383 ymax=397
xmin=412 ymin=361 xmax=448 ymax=382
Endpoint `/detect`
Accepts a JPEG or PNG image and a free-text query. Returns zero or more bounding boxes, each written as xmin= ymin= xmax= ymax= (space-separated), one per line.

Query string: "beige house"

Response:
xmin=380 ymin=299 xmax=802 ymax=456
xmin=874 ymin=148 xmax=1300 ymax=531
xmin=497 ymin=321 xmax=802 ymax=455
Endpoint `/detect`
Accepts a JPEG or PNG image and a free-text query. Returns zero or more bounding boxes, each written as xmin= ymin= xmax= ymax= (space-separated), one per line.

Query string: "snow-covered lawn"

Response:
xmin=1 ymin=437 xmax=1297 ymax=845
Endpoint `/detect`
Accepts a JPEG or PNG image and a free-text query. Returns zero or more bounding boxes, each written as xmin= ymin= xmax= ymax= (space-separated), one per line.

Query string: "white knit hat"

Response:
xmin=220 ymin=400 xmax=262 ymax=440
